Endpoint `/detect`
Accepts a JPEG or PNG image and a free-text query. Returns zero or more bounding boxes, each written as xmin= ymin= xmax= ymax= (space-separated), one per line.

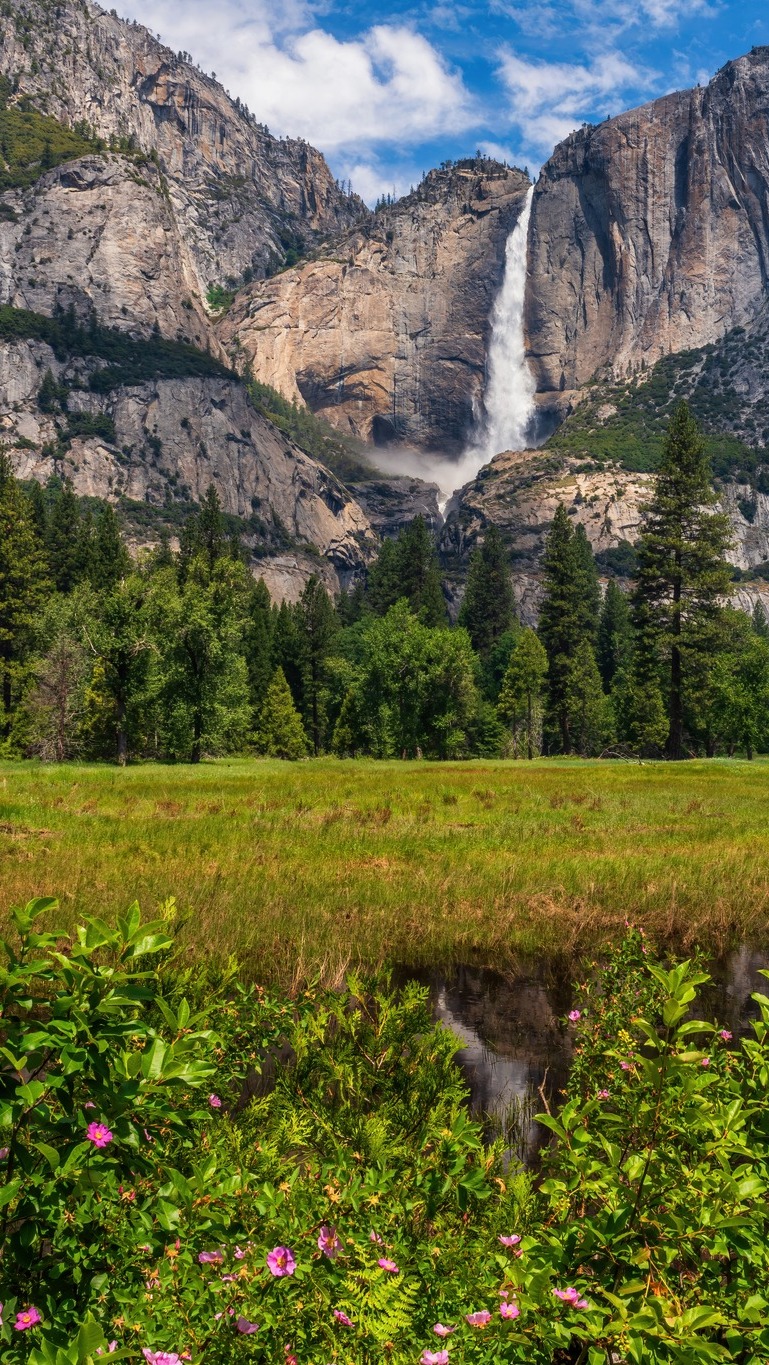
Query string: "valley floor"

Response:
xmin=1 ymin=757 xmax=768 ymax=982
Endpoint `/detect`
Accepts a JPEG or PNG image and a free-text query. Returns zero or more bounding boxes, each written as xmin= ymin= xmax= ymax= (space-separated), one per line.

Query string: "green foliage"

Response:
xmin=458 ymin=524 xmax=517 ymax=659
xmin=205 ymin=283 xmax=236 ymax=313
xmin=497 ymin=628 xmax=548 ymax=759
xmin=0 ymin=453 xmax=49 ymax=744
xmin=0 ymin=101 xmax=101 ymax=191
xmin=564 ymin=640 xmax=614 ymax=756
xmin=538 ymin=505 xmax=601 ymax=753
xmin=255 ymin=666 xmax=309 ymax=759
xmin=3 ymin=906 xmax=769 ymax=1363
xmin=366 ymin=517 xmax=447 ymax=625
xmin=0 ymin=304 xmax=231 ymax=390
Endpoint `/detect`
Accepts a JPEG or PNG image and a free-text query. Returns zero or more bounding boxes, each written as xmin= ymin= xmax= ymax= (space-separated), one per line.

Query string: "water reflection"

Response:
xmin=397 ymin=946 xmax=769 ymax=1168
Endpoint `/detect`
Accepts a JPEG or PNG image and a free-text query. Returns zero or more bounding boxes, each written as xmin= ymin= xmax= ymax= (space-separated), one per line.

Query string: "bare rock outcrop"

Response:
xmin=222 ymin=165 xmax=531 ymax=454
xmin=5 ymin=338 xmax=377 ymax=590
xmin=0 ymin=0 xmax=366 ymax=292
xmin=526 ymin=48 xmax=769 ymax=419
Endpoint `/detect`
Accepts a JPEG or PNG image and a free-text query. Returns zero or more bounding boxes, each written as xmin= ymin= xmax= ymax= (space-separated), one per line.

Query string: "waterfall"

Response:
xmin=437 ymin=184 xmax=536 ymax=507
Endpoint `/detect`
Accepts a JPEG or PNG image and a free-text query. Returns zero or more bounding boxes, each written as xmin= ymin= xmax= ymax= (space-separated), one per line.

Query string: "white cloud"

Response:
xmin=119 ymin=0 xmax=476 ymax=153
xmin=497 ymin=49 xmax=652 ymax=152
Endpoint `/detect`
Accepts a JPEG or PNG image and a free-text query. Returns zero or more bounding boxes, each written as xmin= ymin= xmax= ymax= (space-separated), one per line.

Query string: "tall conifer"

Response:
xmin=458 ymin=524 xmax=516 ymax=657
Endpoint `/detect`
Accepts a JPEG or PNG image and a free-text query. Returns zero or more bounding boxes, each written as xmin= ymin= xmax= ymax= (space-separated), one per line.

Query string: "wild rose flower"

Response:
xmin=498 ymin=1235 xmax=521 ymax=1247
xmin=96 ymin=1344 xmax=117 ymax=1355
xmin=234 ymin=1246 xmax=247 ymax=1259
xmin=333 ymin=1310 xmax=354 ymax=1327
xmin=267 ymin=1246 xmax=296 ymax=1277
xmin=214 ymin=1310 xmax=234 ymax=1321
xmin=421 ymin=1352 xmax=449 ymax=1365
xmin=465 ymin=1310 xmax=491 ymax=1327
xmin=701 ymin=1057 xmax=711 ymax=1068
xmin=84 ymin=1101 xmax=96 ymax=1110
xmin=568 ymin=1010 xmax=581 ymax=1022
xmin=433 ymin=1324 xmax=456 ymax=1337
xmin=369 ymin=1230 xmax=384 ymax=1244
xmin=500 ymin=1301 xmax=520 ymax=1320
xmin=620 ymin=1061 xmax=632 ymax=1071
xmin=720 ymin=1029 xmax=733 ymax=1042
xmin=597 ymin=1089 xmax=610 ymax=1100
xmin=236 ymin=1318 xmax=259 ymax=1335
xmin=554 ymin=1287 xmax=588 ymax=1308
xmin=209 ymin=1095 xmax=222 ymax=1108
xmin=86 ymin=1122 xmax=113 ymax=1148
xmin=15 ymin=1307 xmax=42 ymax=1331
xmin=378 ymin=1258 xmax=399 ymax=1273
xmin=221 ymin=1274 xmax=238 ymax=1283
xmin=318 ymin=1224 xmax=342 ymax=1259
xmin=198 ymin=1250 xmax=224 ymax=1264
xmin=142 ymin=1351 xmax=181 ymax=1365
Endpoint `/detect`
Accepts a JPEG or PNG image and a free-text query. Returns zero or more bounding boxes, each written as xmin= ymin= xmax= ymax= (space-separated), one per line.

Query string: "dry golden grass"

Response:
xmin=1 ymin=756 xmax=768 ymax=983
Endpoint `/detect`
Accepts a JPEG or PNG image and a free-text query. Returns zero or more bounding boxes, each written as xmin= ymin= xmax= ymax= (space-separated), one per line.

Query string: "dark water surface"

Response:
xmin=397 ymin=948 xmax=769 ymax=1165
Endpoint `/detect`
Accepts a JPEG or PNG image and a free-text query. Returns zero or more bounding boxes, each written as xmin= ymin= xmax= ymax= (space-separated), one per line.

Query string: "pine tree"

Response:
xmin=752 ymin=600 xmax=769 ymax=641
xmin=573 ymin=524 xmax=600 ymax=643
xmin=565 ymin=641 xmax=613 ymax=757
xmin=633 ymin=403 xmax=732 ymax=760
xmin=256 ymin=667 xmax=308 ymax=759
xmin=497 ymin=628 xmax=548 ymax=759
xmin=271 ymin=600 xmax=304 ymax=711
xmin=458 ymin=524 xmax=516 ymax=657
xmin=0 ymin=455 xmax=49 ymax=738
xmin=597 ymin=580 xmax=632 ymax=689
xmin=243 ymin=578 xmax=274 ymax=717
xmin=89 ymin=505 xmax=130 ymax=590
xmin=178 ymin=484 xmax=227 ymax=579
xmin=298 ymin=575 xmax=337 ymax=754
xmin=366 ymin=519 xmax=446 ymax=625
xmin=538 ymin=506 xmax=598 ymax=752
xmin=46 ymin=479 xmax=88 ymax=592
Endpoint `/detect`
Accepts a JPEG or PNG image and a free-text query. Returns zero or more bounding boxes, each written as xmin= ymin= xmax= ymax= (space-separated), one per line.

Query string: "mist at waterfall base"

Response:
xmin=368 ymin=186 xmax=537 ymax=509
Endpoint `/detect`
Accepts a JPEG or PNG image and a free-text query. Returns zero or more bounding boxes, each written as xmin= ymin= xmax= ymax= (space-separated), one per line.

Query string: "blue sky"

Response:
xmin=121 ymin=0 xmax=768 ymax=203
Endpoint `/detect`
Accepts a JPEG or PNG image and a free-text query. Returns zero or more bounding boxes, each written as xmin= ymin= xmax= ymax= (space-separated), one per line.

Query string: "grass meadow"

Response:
xmin=1 ymin=757 xmax=768 ymax=983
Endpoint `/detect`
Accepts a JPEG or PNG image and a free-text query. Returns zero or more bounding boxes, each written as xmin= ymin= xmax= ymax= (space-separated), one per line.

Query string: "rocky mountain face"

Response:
xmin=526 ymin=47 xmax=769 ymax=424
xmin=222 ymin=164 xmax=531 ymax=454
xmin=1 ymin=0 xmax=365 ymax=294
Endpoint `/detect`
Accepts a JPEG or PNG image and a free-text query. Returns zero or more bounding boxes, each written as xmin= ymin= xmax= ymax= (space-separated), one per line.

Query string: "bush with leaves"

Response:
xmin=2 ymin=905 xmax=769 ymax=1363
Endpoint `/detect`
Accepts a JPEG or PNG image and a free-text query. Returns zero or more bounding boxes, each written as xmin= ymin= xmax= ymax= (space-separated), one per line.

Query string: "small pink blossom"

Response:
xmin=568 ymin=1010 xmax=581 ymax=1023
xmin=597 ymin=1089 xmax=610 ymax=1100
xmin=378 ymin=1258 xmax=399 ymax=1273
xmin=96 ymin=1344 xmax=118 ymax=1355
xmin=369 ymin=1230 xmax=384 ymax=1244
xmin=500 ymin=1301 xmax=520 ymax=1320
xmin=421 ymin=1352 xmax=449 ymax=1365
xmin=267 ymin=1246 xmax=296 ymax=1277
xmin=720 ymin=1029 xmax=733 ymax=1042
xmin=221 ymin=1274 xmax=238 ymax=1283
xmin=465 ymin=1310 xmax=491 ymax=1327
xmin=234 ymin=1246 xmax=247 ymax=1259
xmin=236 ymin=1318 xmax=259 ymax=1335
xmin=433 ymin=1324 xmax=456 ymax=1337
xmin=86 ymin=1122 xmax=113 ymax=1148
xmin=498 ymin=1235 xmax=521 ymax=1247
xmin=318 ymin=1224 xmax=342 ymax=1259
xmin=15 ymin=1307 xmax=42 ymax=1331
xmin=0 ymin=1148 xmax=7 ymax=1160
xmin=209 ymin=1094 xmax=222 ymax=1109
xmin=553 ymin=1287 xmax=588 ymax=1308
xmin=701 ymin=1057 xmax=711 ymax=1068
xmin=620 ymin=1061 xmax=632 ymax=1071
xmin=84 ymin=1101 xmax=96 ymax=1110
xmin=333 ymin=1310 xmax=354 ymax=1327
xmin=214 ymin=1310 xmax=235 ymax=1321
xmin=198 ymin=1250 xmax=224 ymax=1264
xmin=142 ymin=1351 xmax=181 ymax=1365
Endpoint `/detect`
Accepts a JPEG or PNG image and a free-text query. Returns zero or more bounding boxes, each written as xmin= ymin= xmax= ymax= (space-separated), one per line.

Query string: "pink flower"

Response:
xmin=198 ymin=1250 xmax=224 ymax=1264
xmin=236 ymin=1318 xmax=259 ymax=1335
xmin=221 ymin=1274 xmax=238 ymax=1283
xmin=597 ymin=1089 xmax=610 ymax=1100
xmin=333 ymin=1310 xmax=354 ymax=1327
xmin=15 ymin=1307 xmax=42 ymax=1331
xmin=369 ymin=1230 xmax=384 ymax=1244
xmin=234 ymin=1246 xmax=247 ymax=1259
xmin=720 ymin=1030 xmax=733 ymax=1042
xmin=209 ymin=1094 xmax=222 ymax=1108
xmin=465 ymin=1310 xmax=491 ymax=1327
xmin=84 ymin=1101 xmax=96 ymax=1110
xmin=568 ymin=1010 xmax=581 ymax=1022
xmin=214 ymin=1310 xmax=234 ymax=1321
xmin=378 ymin=1258 xmax=399 ymax=1273
xmin=620 ymin=1061 xmax=631 ymax=1071
xmin=421 ymin=1353 xmax=449 ymax=1365
xmin=498 ymin=1235 xmax=521 ymax=1247
xmin=96 ymin=1345 xmax=117 ymax=1355
xmin=318 ymin=1224 xmax=342 ymax=1259
xmin=142 ymin=1352 xmax=181 ymax=1365
xmin=554 ymin=1287 xmax=588 ymax=1308
xmin=433 ymin=1324 xmax=456 ymax=1337
xmin=0 ymin=1147 xmax=7 ymax=1160
xmin=701 ymin=1057 xmax=711 ymax=1068
xmin=267 ymin=1246 xmax=296 ymax=1277
xmin=500 ymin=1301 xmax=520 ymax=1320
xmin=86 ymin=1122 xmax=113 ymax=1148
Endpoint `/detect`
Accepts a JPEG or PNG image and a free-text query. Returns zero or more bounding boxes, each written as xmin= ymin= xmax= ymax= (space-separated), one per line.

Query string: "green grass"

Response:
xmin=2 ymin=758 xmax=769 ymax=983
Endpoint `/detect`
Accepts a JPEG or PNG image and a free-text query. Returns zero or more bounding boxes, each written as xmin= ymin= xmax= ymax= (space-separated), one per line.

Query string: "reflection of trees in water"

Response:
xmin=397 ymin=949 xmax=769 ymax=1167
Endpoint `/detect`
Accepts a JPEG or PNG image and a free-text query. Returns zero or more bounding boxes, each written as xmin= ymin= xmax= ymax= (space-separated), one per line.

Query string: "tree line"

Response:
xmin=1 ymin=403 xmax=768 ymax=763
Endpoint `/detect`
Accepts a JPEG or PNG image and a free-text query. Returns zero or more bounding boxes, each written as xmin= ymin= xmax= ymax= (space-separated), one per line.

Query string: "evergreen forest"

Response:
xmin=2 ymin=403 xmax=769 ymax=764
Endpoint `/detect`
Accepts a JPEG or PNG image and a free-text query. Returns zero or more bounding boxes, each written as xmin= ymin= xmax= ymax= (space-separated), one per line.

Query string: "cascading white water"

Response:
xmin=434 ymin=184 xmax=536 ymax=508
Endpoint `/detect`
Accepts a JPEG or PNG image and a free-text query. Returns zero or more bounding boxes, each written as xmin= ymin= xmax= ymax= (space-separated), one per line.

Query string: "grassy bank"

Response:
xmin=1 ymin=757 xmax=768 ymax=981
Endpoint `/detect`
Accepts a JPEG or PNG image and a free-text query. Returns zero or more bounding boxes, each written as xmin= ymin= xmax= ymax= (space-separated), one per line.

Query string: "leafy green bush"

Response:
xmin=0 ymin=100 xmax=102 ymax=191
xmin=2 ymin=906 xmax=768 ymax=1363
